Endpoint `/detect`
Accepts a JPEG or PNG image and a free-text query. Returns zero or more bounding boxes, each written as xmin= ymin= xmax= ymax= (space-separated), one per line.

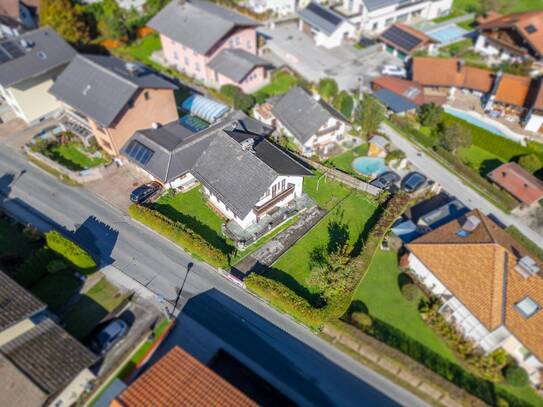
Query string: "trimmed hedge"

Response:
xmin=504 ymin=365 xmax=529 ymax=387
xmin=13 ymin=248 xmax=56 ymax=288
xmin=45 ymin=231 xmax=97 ymax=274
xmin=128 ymin=204 xmax=229 ymax=269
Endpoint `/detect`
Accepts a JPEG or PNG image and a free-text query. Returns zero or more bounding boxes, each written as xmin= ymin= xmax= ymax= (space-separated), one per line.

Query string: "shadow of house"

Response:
xmin=68 ymin=216 xmax=119 ymax=268
xmin=148 ymin=289 xmax=399 ymax=407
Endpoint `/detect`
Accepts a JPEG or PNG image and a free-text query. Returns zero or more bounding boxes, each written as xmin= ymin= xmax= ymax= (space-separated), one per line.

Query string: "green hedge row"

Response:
xmin=13 ymin=248 xmax=57 ymax=288
xmin=246 ymin=193 xmax=410 ymax=329
xmin=45 ymin=231 xmax=97 ymax=274
xmin=128 ymin=204 xmax=229 ymax=269
xmin=354 ymin=317 xmax=531 ymax=407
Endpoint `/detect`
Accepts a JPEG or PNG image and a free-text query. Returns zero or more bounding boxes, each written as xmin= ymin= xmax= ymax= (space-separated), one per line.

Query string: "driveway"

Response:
xmin=259 ymin=22 xmax=402 ymax=91
xmin=381 ymin=123 xmax=543 ymax=248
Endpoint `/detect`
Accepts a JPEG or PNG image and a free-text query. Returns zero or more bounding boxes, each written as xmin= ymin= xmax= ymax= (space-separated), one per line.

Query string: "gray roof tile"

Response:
xmin=373 ymin=88 xmax=417 ymax=113
xmin=271 ymin=86 xmax=347 ymax=144
xmin=0 ymin=270 xmax=45 ymax=331
xmin=149 ymin=0 xmax=259 ymax=55
xmin=0 ymin=27 xmax=75 ymax=87
xmin=49 ymin=54 xmax=177 ymax=127
xmin=298 ymin=2 xmax=345 ymax=35
xmin=363 ymin=0 xmax=402 ymax=11
xmin=208 ymin=48 xmax=270 ymax=83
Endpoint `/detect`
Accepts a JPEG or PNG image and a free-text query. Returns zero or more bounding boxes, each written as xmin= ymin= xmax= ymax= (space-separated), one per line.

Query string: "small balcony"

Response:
xmin=253 ymin=184 xmax=295 ymax=218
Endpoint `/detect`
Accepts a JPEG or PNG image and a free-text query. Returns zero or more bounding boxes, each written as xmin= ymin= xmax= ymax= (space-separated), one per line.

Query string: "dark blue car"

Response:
xmin=130 ymin=182 xmax=161 ymax=204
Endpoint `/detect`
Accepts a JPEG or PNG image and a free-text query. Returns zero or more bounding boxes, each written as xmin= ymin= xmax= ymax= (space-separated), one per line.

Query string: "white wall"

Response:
xmin=248 ymin=0 xmax=295 ymax=15
xmin=474 ymin=35 xmax=517 ymax=61
xmin=49 ymin=368 xmax=95 ymax=407
xmin=299 ymin=19 xmax=355 ymax=48
xmin=525 ymin=112 xmax=543 ymax=133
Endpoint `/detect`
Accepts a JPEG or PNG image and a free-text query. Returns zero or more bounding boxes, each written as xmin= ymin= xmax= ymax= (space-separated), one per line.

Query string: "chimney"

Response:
xmin=152 ymin=122 xmax=161 ymax=129
xmin=515 ymin=256 xmax=540 ymax=278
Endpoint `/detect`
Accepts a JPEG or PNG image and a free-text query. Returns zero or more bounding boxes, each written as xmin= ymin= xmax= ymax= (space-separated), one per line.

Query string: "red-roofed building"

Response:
xmin=488 ymin=162 xmax=543 ymax=206
xmin=111 ymin=347 xmax=257 ymax=407
xmin=371 ymin=76 xmax=426 ymax=105
xmin=525 ymin=79 xmax=543 ymax=133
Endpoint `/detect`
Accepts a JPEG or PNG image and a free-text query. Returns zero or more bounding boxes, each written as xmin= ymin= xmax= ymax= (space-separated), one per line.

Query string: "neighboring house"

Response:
xmin=0 ymin=271 xmax=97 ymax=407
xmin=49 ymin=54 xmax=179 ymax=157
xmin=0 ymin=0 xmax=38 ymax=39
xmin=379 ymin=23 xmax=436 ymax=60
xmin=298 ymin=2 xmax=355 ymax=49
xmin=110 ymin=347 xmax=257 ymax=407
xmin=407 ymin=210 xmax=543 ymax=385
xmin=474 ymin=11 xmax=543 ymax=61
xmin=263 ymin=86 xmax=349 ymax=156
xmin=122 ymin=111 xmax=311 ymax=230
xmin=371 ymin=75 xmax=430 ymax=110
xmin=247 ymin=0 xmax=295 ymax=16
xmin=0 ymin=27 xmax=75 ymax=124
xmin=330 ymin=0 xmax=452 ymax=33
xmin=483 ymin=72 xmax=533 ymax=118
xmin=525 ymin=78 xmax=543 ymax=132
xmin=149 ymin=0 xmax=271 ymax=93
xmin=488 ymin=162 xmax=543 ymax=207
xmin=368 ymin=135 xmax=388 ymax=157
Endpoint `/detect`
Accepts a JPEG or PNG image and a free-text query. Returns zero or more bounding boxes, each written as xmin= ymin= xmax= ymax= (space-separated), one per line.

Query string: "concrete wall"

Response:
xmin=525 ymin=112 xmax=543 ymax=133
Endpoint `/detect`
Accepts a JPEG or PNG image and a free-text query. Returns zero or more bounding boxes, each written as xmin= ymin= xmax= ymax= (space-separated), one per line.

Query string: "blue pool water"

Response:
xmin=352 ymin=157 xmax=388 ymax=177
xmin=428 ymin=25 xmax=467 ymax=44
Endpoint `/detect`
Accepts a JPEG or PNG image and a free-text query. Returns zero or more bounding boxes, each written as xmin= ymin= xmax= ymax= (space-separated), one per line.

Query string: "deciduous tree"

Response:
xmin=40 ymin=0 xmax=91 ymax=44
xmin=439 ymin=122 xmax=472 ymax=153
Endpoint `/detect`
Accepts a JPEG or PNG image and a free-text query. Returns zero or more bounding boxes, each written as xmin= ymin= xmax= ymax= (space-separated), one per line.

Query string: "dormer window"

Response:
xmin=515 ymin=297 xmax=540 ymax=318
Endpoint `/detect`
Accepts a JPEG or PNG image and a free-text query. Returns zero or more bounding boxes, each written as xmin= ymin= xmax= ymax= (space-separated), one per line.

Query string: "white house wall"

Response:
xmin=525 ymin=112 xmax=543 ymax=133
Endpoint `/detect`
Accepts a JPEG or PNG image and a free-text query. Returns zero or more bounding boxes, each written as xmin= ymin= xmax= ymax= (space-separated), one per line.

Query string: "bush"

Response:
xmin=503 ymin=365 xmax=529 ymax=387
xmin=400 ymin=283 xmax=419 ymax=302
xmin=518 ymin=154 xmax=541 ymax=174
xmin=385 ymin=149 xmax=406 ymax=164
xmin=14 ymin=248 xmax=56 ymax=288
xmin=318 ymin=78 xmax=338 ymax=101
xmin=219 ymin=84 xmax=255 ymax=112
xmin=46 ymin=259 xmax=68 ymax=274
xmin=45 ymin=231 xmax=97 ymax=274
xmin=128 ymin=204 xmax=229 ymax=268
xmin=351 ymin=311 xmax=372 ymax=328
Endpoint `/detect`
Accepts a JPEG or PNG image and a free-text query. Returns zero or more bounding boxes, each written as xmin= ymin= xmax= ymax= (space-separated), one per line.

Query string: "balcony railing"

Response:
xmin=253 ymin=184 xmax=294 ymax=217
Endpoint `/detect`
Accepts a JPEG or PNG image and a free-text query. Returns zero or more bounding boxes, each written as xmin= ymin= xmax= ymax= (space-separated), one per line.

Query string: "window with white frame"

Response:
xmin=515 ymin=297 xmax=541 ymax=318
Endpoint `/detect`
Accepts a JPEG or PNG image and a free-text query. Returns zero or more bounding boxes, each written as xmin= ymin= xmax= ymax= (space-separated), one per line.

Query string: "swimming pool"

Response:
xmin=352 ymin=157 xmax=388 ymax=177
xmin=444 ymin=106 xmax=525 ymax=144
xmin=427 ymin=25 xmax=467 ymax=44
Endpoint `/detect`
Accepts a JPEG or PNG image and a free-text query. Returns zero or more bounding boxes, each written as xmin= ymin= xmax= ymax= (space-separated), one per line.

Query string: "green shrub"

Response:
xmin=385 ymin=149 xmax=406 ymax=164
xmin=351 ymin=311 xmax=372 ymax=328
xmin=128 ymin=204 xmax=229 ymax=268
xmin=400 ymin=283 xmax=419 ymax=302
xmin=318 ymin=78 xmax=338 ymax=101
xmin=14 ymin=248 xmax=56 ymax=288
xmin=503 ymin=365 xmax=529 ymax=387
xmin=219 ymin=84 xmax=255 ymax=112
xmin=46 ymin=259 xmax=68 ymax=274
xmin=518 ymin=154 xmax=541 ymax=174
xmin=45 ymin=231 xmax=97 ymax=274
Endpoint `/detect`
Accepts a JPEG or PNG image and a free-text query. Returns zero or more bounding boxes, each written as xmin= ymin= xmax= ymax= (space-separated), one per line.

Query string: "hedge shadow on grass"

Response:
xmin=479 ymin=159 xmax=504 ymax=177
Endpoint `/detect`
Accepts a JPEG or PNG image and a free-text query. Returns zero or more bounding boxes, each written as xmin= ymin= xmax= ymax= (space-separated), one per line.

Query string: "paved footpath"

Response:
xmin=382 ymin=123 xmax=543 ymax=249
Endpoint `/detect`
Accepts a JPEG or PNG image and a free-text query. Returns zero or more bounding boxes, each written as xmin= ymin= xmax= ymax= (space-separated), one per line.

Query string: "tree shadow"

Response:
xmin=351 ymin=205 xmax=383 ymax=258
xmin=346 ymin=299 xmax=369 ymax=317
xmin=397 ymin=272 xmax=414 ymax=290
xmin=327 ymin=219 xmax=350 ymax=254
xmin=479 ymin=159 xmax=503 ymax=177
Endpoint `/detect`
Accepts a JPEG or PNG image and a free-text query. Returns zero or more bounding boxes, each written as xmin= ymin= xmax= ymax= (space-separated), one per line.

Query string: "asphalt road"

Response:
xmin=382 ymin=123 xmax=543 ymax=248
xmin=0 ymin=144 xmax=427 ymax=406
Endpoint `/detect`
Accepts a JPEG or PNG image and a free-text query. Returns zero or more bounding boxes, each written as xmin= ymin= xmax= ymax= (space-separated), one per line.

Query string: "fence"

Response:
xmin=26 ymin=149 xmax=103 ymax=183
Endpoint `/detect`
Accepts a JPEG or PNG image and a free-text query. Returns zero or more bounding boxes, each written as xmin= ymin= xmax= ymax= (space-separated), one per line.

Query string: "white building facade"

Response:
xmin=247 ymin=0 xmax=296 ymax=16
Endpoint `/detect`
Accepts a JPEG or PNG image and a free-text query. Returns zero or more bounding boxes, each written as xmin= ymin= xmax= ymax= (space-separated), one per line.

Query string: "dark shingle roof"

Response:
xmin=298 ymin=2 xmax=345 ymax=35
xmin=0 ymin=27 xmax=75 ymax=87
xmin=0 ymin=318 xmax=97 ymax=395
xmin=362 ymin=0 xmax=401 ymax=12
xmin=148 ymin=0 xmax=259 ymax=55
xmin=0 ymin=270 xmax=45 ymax=331
xmin=208 ymin=48 xmax=270 ymax=83
xmin=271 ymin=86 xmax=347 ymax=144
xmin=49 ymin=54 xmax=178 ymax=127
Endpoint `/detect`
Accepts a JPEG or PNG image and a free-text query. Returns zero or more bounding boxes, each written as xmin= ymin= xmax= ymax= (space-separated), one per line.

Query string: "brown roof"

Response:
xmin=0 ymin=0 xmax=38 ymax=19
xmin=408 ymin=210 xmax=543 ymax=362
xmin=379 ymin=23 xmax=435 ymax=54
xmin=488 ymin=162 xmax=543 ymax=205
xmin=115 ymin=347 xmax=258 ymax=407
xmin=412 ymin=57 xmax=463 ymax=87
xmin=461 ymin=66 xmax=494 ymax=93
xmin=494 ymin=73 xmax=532 ymax=107
xmin=533 ymin=80 xmax=543 ymax=111
xmin=477 ymin=11 xmax=543 ymax=57
xmin=371 ymin=76 xmax=425 ymax=105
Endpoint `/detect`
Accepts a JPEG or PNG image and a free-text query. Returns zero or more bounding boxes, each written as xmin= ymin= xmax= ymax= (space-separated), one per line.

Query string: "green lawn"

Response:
xmin=253 ymin=71 xmax=298 ymax=102
xmin=62 ymin=277 xmax=128 ymax=340
xmin=354 ymin=250 xmax=458 ymax=361
xmin=327 ymin=144 xmax=369 ymax=177
xmin=448 ymin=0 xmax=543 ymax=17
xmin=266 ymin=192 xmax=379 ymax=300
xmin=303 ymin=172 xmax=352 ymax=210
xmin=457 ymin=145 xmax=504 ymax=176
xmin=117 ymin=33 xmax=161 ymax=65
xmin=31 ymin=273 xmax=82 ymax=311
xmin=153 ymin=187 xmax=234 ymax=255
xmin=44 ymin=142 xmax=107 ymax=171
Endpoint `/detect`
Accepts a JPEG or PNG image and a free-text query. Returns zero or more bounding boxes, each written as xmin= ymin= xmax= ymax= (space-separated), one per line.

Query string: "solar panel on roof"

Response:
xmin=525 ymin=24 xmax=537 ymax=34
xmin=125 ymin=140 xmax=154 ymax=165
xmin=2 ymin=41 xmax=24 ymax=58
xmin=307 ymin=2 xmax=342 ymax=26
xmin=381 ymin=25 xmax=422 ymax=52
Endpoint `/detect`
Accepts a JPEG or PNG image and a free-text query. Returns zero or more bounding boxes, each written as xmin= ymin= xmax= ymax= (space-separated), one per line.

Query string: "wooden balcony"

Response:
xmin=253 ymin=184 xmax=294 ymax=218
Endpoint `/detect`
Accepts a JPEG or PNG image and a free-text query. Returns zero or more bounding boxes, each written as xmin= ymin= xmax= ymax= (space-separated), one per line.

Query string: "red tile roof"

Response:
xmin=371 ymin=76 xmax=425 ymax=105
xmin=461 ymin=66 xmax=495 ymax=93
xmin=114 ymin=347 xmax=257 ymax=407
xmin=488 ymin=162 xmax=543 ymax=205
xmin=494 ymin=74 xmax=532 ymax=107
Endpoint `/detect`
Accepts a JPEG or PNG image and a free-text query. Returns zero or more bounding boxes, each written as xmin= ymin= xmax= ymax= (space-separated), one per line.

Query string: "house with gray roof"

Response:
xmin=257 ymin=86 xmax=349 ymax=157
xmin=49 ymin=54 xmax=179 ymax=157
xmin=0 ymin=270 xmax=97 ymax=407
xmin=328 ymin=0 xmax=452 ymax=33
xmin=0 ymin=26 xmax=75 ymax=124
xmin=149 ymin=0 xmax=272 ymax=93
xmin=297 ymin=2 xmax=355 ymax=48
xmin=122 ymin=110 xmax=311 ymax=229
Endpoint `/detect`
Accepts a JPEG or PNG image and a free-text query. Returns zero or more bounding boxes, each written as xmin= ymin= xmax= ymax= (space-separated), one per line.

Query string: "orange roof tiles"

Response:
xmin=408 ymin=210 xmax=543 ymax=362
xmin=488 ymin=162 xmax=543 ymax=205
xmin=412 ymin=57 xmax=463 ymax=87
xmin=478 ymin=11 xmax=543 ymax=57
xmin=494 ymin=74 xmax=532 ymax=107
xmin=114 ymin=347 xmax=257 ymax=407
xmin=533 ymin=80 xmax=543 ymax=111
xmin=371 ymin=76 xmax=425 ymax=105
xmin=461 ymin=66 xmax=494 ymax=93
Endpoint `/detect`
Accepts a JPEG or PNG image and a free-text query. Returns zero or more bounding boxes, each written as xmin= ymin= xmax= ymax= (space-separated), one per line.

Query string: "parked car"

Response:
xmin=381 ymin=65 xmax=406 ymax=77
xmin=401 ymin=172 xmax=427 ymax=193
xmin=90 ymin=319 xmax=127 ymax=355
xmin=130 ymin=182 xmax=162 ymax=204
xmin=371 ymin=171 xmax=400 ymax=189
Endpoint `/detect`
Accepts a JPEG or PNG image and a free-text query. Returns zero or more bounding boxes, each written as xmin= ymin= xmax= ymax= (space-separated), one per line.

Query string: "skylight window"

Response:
xmin=515 ymin=297 xmax=541 ymax=318
xmin=525 ymin=24 xmax=537 ymax=34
